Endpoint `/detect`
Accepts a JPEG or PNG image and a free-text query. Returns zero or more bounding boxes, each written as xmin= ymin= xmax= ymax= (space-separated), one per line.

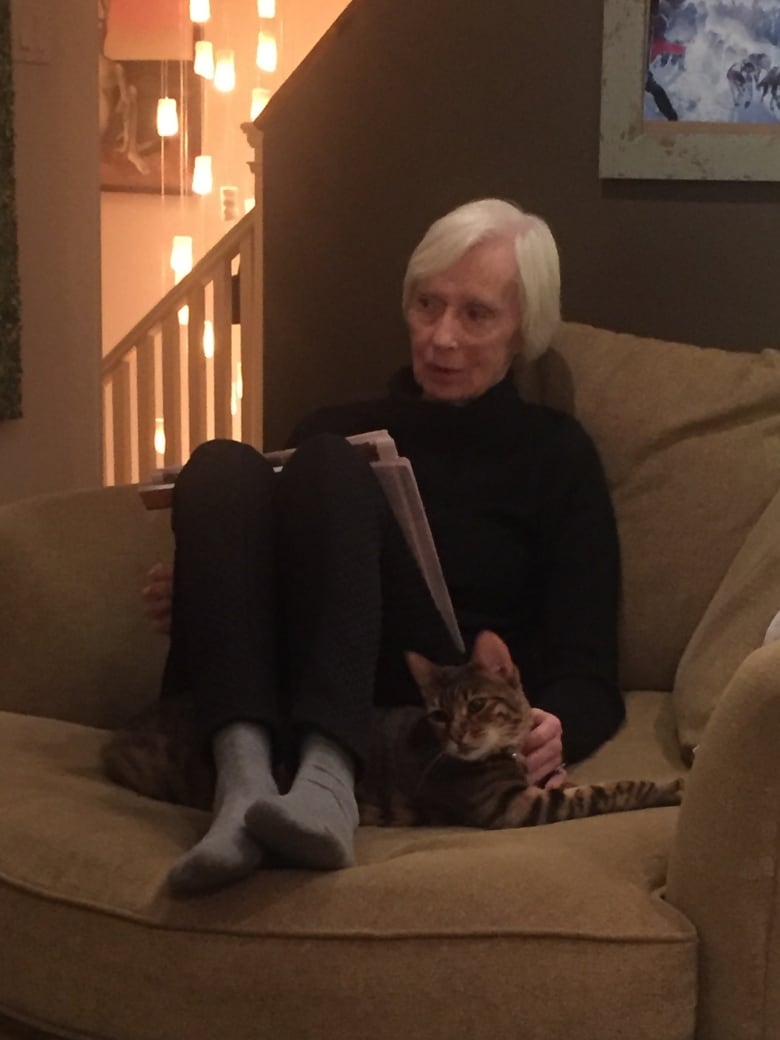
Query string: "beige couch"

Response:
xmin=2 ymin=323 xmax=780 ymax=1040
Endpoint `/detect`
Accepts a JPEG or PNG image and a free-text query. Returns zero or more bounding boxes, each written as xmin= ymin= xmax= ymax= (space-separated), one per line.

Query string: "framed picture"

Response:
xmin=600 ymin=0 xmax=780 ymax=181
xmin=99 ymin=0 xmax=202 ymax=194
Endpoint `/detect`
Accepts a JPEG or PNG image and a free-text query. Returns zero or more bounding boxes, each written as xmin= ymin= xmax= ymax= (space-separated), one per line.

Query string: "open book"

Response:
xmin=138 ymin=430 xmax=464 ymax=652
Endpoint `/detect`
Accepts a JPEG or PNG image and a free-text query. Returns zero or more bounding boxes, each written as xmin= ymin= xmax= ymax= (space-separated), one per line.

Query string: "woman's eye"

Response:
xmin=468 ymin=699 xmax=486 ymax=715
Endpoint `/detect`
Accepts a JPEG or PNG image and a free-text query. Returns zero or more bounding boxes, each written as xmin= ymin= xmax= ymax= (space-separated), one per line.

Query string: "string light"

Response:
xmin=189 ymin=0 xmax=210 ymax=23
xmin=192 ymin=155 xmax=214 ymax=195
xmin=257 ymin=0 xmax=276 ymax=17
xmin=156 ymin=97 xmax=179 ymax=137
xmin=244 ymin=197 xmax=255 ymax=213
xmin=256 ymin=31 xmax=278 ymax=73
xmin=194 ymin=40 xmax=215 ymax=79
xmin=251 ymin=86 xmax=271 ymax=120
xmin=214 ymin=49 xmax=236 ymax=92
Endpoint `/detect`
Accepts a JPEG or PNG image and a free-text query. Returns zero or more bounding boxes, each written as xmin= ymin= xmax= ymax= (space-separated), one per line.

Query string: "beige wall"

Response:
xmin=2 ymin=0 xmax=102 ymax=506
xmin=101 ymin=0 xmax=349 ymax=352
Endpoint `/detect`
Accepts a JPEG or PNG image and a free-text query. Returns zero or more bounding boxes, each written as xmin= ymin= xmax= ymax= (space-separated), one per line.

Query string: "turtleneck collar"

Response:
xmin=385 ymin=365 xmax=524 ymax=452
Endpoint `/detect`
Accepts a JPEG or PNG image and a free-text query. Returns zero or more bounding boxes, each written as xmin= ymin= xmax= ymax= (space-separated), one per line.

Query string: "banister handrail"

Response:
xmin=102 ymin=207 xmax=256 ymax=375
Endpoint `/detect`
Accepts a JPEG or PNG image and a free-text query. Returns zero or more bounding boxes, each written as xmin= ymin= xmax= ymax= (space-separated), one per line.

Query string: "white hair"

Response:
xmin=402 ymin=198 xmax=561 ymax=361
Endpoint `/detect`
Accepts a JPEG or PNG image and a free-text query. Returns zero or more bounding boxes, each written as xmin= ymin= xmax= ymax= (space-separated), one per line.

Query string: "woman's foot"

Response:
xmin=244 ymin=731 xmax=358 ymax=870
xmin=168 ymin=721 xmax=277 ymax=894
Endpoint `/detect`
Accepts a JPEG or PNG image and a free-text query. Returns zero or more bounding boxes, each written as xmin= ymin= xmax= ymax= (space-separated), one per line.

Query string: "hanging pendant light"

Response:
xmin=250 ymin=86 xmax=271 ymax=120
xmin=192 ymin=155 xmax=214 ymax=195
xmin=194 ymin=40 xmax=215 ymax=79
xmin=214 ymin=49 xmax=236 ymax=92
xmin=202 ymin=321 xmax=215 ymax=359
xmin=170 ymin=236 xmax=193 ymax=277
xmin=154 ymin=418 xmax=167 ymax=457
xmin=156 ymin=97 xmax=179 ymax=137
xmin=257 ymin=0 xmax=276 ymax=17
xmin=189 ymin=0 xmax=211 ymax=24
xmin=256 ymin=31 xmax=278 ymax=73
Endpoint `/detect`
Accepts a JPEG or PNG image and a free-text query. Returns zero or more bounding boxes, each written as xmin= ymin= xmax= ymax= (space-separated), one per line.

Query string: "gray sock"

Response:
xmin=244 ymin=731 xmax=359 ymax=870
xmin=168 ymin=721 xmax=276 ymax=894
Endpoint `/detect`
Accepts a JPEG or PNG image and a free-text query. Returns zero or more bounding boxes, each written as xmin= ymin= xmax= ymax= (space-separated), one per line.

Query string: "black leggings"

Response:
xmin=161 ymin=434 xmax=461 ymax=765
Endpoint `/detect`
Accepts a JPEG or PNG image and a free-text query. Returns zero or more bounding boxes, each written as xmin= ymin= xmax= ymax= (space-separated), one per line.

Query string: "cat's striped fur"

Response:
xmin=102 ymin=631 xmax=683 ymax=827
xmin=357 ymin=630 xmax=683 ymax=827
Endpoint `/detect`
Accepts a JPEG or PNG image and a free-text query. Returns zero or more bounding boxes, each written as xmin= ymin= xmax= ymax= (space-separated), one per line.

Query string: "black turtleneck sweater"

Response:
xmin=288 ymin=367 xmax=624 ymax=763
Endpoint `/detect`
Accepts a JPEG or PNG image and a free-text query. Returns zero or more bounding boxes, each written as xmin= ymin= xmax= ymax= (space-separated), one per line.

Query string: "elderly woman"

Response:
xmin=146 ymin=198 xmax=623 ymax=893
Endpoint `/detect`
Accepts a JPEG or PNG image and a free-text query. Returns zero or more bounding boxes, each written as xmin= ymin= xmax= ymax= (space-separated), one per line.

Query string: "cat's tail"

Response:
xmin=488 ymin=777 xmax=683 ymax=828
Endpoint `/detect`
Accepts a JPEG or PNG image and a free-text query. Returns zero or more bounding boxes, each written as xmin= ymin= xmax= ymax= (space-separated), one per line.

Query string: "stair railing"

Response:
xmin=101 ymin=202 xmax=263 ymax=487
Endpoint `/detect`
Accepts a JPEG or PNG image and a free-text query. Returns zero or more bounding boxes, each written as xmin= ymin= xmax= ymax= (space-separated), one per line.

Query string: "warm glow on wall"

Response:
xmin=156 ymin=97 xmax=179 ymax=137
xmin=256 ymin=31 xmax=278 ymax=73
xmin=214 ymin=49 xmax=236 ymax=92
xmin=190 ymin=0 xmax=211 ymax=24
xmin=251 ymin=86 xmax=271 ymax=120
xmin=202 ymin=320 xmax=215 ymax=359
xmin=257 ymin=0 xmax=276 ymax=17
xmin=194 ymin=40 xmax=215 ymax=79
xmin=192 ymin=155 xmax=214 ymax=195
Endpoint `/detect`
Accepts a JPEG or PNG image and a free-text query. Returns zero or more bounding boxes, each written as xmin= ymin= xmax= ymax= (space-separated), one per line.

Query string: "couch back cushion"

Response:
xmin=520 ymin=323 xmax=780 ymax=692
xmin=0 ymin=485 xmax=173 ymax=728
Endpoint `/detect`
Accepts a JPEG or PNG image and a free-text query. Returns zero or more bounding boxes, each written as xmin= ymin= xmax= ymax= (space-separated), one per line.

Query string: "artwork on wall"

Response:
xmin=99 ymin=0 xmax=202 ymax=194
xmin=600 ymin=0 xmax=780 ymax=180
xmin=0 ymin=0 xmax=21 ymax=421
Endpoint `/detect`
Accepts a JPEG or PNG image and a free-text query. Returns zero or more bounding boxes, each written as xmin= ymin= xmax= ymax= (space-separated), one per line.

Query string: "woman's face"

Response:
xmin=406 ymin=237 xmax=523 ymax=403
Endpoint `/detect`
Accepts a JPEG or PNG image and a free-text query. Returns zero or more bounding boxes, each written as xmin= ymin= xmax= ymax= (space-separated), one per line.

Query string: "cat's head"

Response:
xmin=405 ymin=631 xmax=532 ymax=762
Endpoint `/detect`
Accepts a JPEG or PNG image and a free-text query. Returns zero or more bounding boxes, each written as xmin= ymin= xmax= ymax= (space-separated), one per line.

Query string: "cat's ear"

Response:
xmin=404 ymin=650 xmax=438 ymax=692
xmin=471 ymin=630 xmax=521 ymax=686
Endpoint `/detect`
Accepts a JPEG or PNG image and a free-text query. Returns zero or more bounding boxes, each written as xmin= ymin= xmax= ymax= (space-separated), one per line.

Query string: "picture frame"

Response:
xmin=599 ymin=0 xmax=780 ymax=181
xmin=99 ymin=0 xmax=202 ymax=195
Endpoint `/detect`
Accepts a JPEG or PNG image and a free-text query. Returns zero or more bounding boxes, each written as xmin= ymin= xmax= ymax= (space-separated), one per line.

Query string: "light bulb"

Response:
xmin=192 ymin=155 xmax=213 ymax=195
xmin=214 ymin=49 xmax=236 ymax=93
xmin=189 ymin=0 xmax=210 ymax=23
xmin=244 ymin=197 xmax=255 ymax=214
xmin=203 ymin=321 xmax=215 ymax=359
xmin=156 ymin=97 xmax=179 ymax=137
xmin=256 ymin=31 xmax=278 ymax=73
xmin=235 ymin=362 xmax=244 ymax=400
xmin=194 ymin=40 xmax=215 ymax=79
xmin=170 ymin=235 xmax=193 ymax=277
xmin=154 ymin=418 xmax=166 ymax=456
xmin=257 ymin=0 xmax=276 ymax=17
xmin=251 ymin=86 xmax=271 ymax=120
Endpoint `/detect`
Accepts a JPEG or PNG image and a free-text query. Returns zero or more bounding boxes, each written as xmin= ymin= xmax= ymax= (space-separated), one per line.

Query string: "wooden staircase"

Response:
xmin=101 ymin=135 xmax=264 ymax=488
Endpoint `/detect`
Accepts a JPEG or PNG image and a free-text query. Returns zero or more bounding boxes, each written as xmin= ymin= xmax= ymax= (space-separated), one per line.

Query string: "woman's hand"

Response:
xmin=523 ymin=708 xmax=566 ymax=788
xmin=142 ymin=562 xmax=173 ymax=634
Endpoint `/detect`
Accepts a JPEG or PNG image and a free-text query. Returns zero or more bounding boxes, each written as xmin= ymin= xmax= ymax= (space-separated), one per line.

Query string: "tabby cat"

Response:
xmin=102 ymin=630 xmax=683 ymax=827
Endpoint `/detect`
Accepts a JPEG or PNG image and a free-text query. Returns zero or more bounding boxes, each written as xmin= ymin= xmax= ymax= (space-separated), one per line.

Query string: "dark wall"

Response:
xmin=260 ymin=0 xmax=780 ymax=448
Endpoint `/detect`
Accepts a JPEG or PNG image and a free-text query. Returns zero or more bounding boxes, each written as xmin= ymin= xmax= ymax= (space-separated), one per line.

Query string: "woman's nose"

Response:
xmin=430 ymin=309 xmax=460 ymax=348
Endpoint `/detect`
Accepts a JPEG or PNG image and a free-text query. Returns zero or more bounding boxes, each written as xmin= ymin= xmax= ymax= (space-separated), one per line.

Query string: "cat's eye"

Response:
xmin=468 ymin=698 xmax=486 ymax=715
xmin=427 ymin=709 xmax=448 ymax=726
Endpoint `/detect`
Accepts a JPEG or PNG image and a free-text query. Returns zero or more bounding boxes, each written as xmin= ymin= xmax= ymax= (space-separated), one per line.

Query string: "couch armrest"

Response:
xmin=0 ymin=485 xmax=172 ymax=728
xmin=666 ymin=639 xmax=780 ymax=1040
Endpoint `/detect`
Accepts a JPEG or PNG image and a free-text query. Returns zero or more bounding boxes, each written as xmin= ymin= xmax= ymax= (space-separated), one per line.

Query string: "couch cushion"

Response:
xmin=520 ymin=323 xmax=780 ymax=693
xmin=0 ymin=486 xmax=172 ymax=728
xmin=673 ymin=484 xmax=780 ymax=753
xmin=0 ymin=704 xmax=694 ymax=1040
